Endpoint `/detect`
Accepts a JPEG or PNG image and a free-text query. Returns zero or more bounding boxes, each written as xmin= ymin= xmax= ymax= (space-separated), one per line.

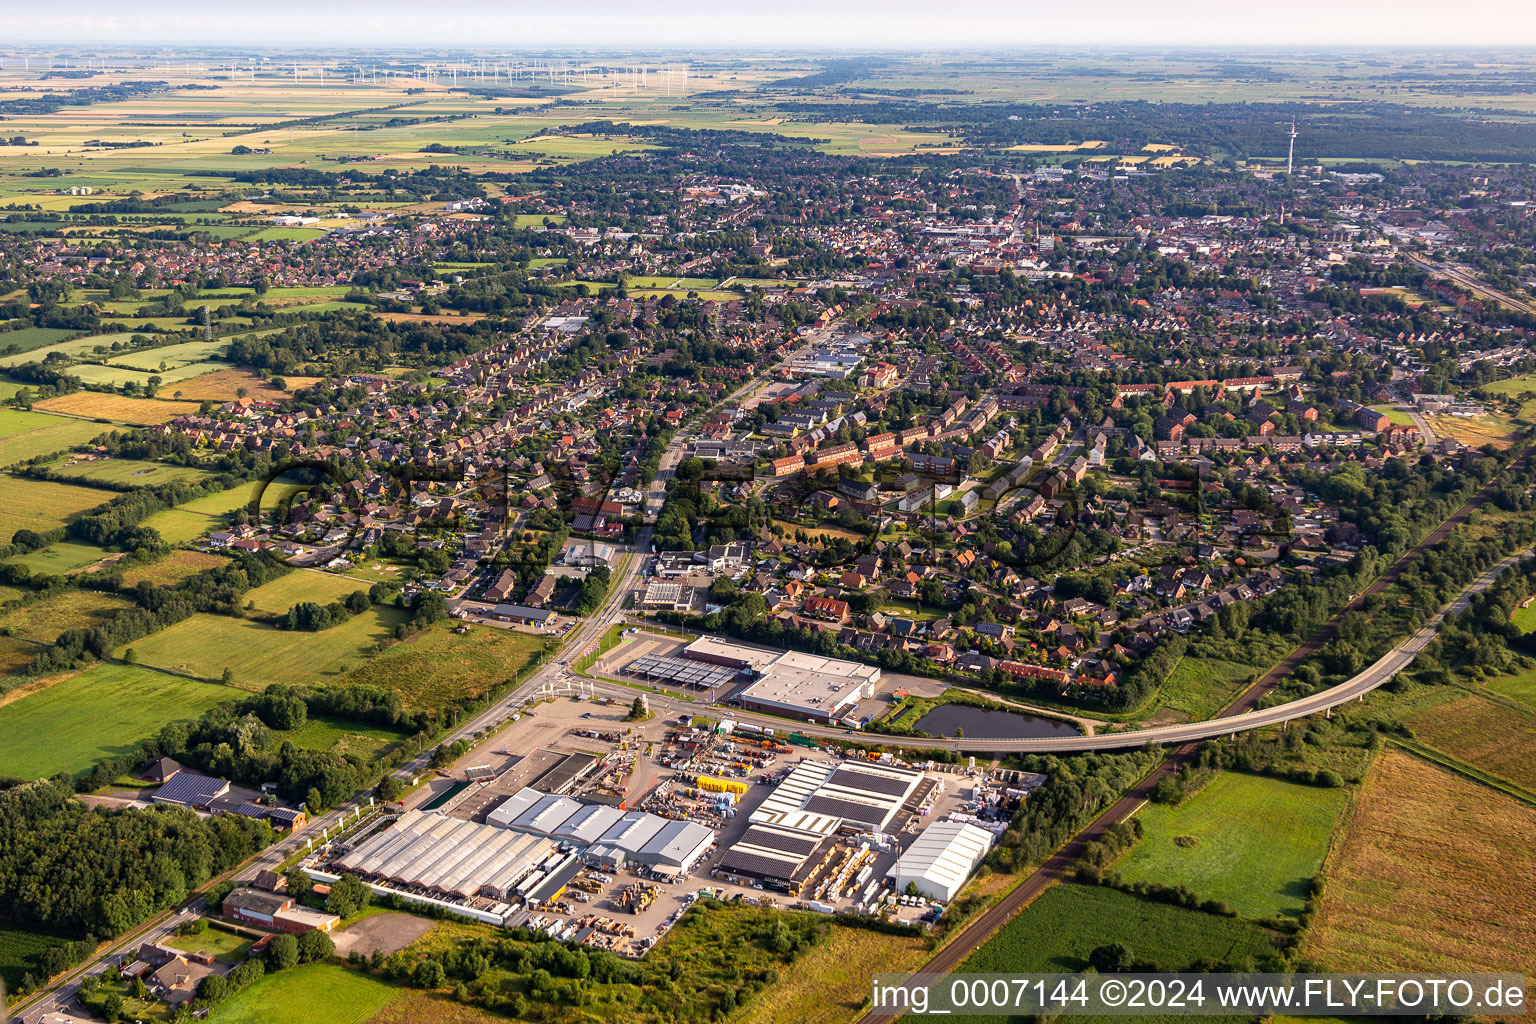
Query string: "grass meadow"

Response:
xmin=0 ymin=664 xmax=233 ymax=779
xmin=1485 ymin=666 xmax=1536 ymax=709
xmin=238 ymin=570 xmax=374 ymax=617
xmin=141 ymin=479 xmax=306 ymax=545
xmin=4 ymin=540 xmax=109 ymax=576
xmin=1153 ymin=656 xmax=1258 ymax=721
xmin=117 ymin=549 xmax=228 ymax=587
xmin=0 ymin=476 xmax=113 ymax=541
xmin=960 ymin=881 xmax=1282 ymax=981
xmin=1113 ymin=772 xmax=1350 ymax=919
xmin=0 ymin=588 xmax=134 ymax=643
xmin=1304 ymin=750 xmax=1536 ymax=977
xmin=338 ymin=621 xmax=549 ymax=710
xmin=122 ymin=604 xmax=407 ymax=688
xmin=0 ymin=410 xmax=107 ymax=467
xmin=205 ymin=963 xmax=400 ymax=1024
xmin=41 ymin=455 xmax=209 ymax=487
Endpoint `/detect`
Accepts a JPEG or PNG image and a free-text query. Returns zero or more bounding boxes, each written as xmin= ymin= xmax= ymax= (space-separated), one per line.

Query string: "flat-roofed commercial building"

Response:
xmin=682 ymin=635 xmax=779 ymax=672
xmin=736 ymin=650 xmax=881 ymax=724
xmin=715 ymin=821 xmax=838 ymax=892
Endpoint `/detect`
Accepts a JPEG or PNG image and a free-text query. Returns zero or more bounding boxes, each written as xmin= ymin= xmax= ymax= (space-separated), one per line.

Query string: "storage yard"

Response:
xmin=296 ymin=683 xmax=1038 ymax=957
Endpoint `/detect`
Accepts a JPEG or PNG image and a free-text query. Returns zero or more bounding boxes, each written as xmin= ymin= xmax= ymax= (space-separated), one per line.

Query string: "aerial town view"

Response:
xmin=0 ymin=2 xmax=1533 ymax=1023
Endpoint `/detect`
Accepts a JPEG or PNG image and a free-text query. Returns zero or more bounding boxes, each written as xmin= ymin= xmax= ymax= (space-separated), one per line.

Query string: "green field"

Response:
xmin=4 ymin=540 xmax=108 ymax=575
xmin=1114 ymin=772 xmax=1350 ymax=920
xmin=42 ymin=455 xmax=209 ymax=487
xmin=1153 ymin=656 xmax=1258 ymax=721
xmin=1368 ymin=404 xmax=1415 ymax=427
xmin=122 ymin=604 xmax=407 ymax=688
xmin=0 ymin=922 xmax=77 ymax=992
xmin=283 ymin=715 xmax=408 ymax=762
xmin=1485 ymin=666 xmax=1536 ymax=709
xmin=0 ymin=664 xmax=234 ymax=779
xmin=0 ymin=326 xmax=83 ymax=355
xmin=240 ymin=569 xmax=373 ymax=617
xmin=106 ymin=339 xmax=230 ymax=372
xmin=0 ymin=476 xmax=114 ymax=543
xmin=1508 ymin=600 xmax=1536 ymax=634
xmin=339 ymin=620 xmax=550 ymax=710
xmin=961 ymin=881 xmax=1282 ymax=976
xmin=0 ymin=409 xmax=108 ymax=467
xmin=205 ymin=963 xmax=400 ymax=1024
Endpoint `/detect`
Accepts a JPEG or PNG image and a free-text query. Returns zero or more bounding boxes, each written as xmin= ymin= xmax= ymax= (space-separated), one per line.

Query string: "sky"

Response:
xmin=7 ymin=0 xmax=1536 ymax=48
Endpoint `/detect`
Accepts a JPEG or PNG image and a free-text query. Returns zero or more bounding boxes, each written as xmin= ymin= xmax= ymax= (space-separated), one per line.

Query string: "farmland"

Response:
xmin=238 ymin=570 xmax=374 ymax=617
xmin=961 ymin=881 xmax=1282 ymax=975
xmin=0 ymin=664 xmax=233 ymax=779
xmin=1407 ymin=694 xmax=1536 ymax=791
xmin=205 ymin=964 xmax=399 ymax=1024
xmin=1486 ymin=666 xmax=1536 ymax=709
xmin=0 ymin=476 xmax=112 ymax=541
xmin=117 ymin=549 xmax=228 ymax=587
xmin=1113 ymin=772 xmax=1350 ymax=920
xmin=0 ymin=409 xmax=108 ymax=467
xmin=1303 ymin=750 xmax=1536 ymax=975
xmin=141 ymin=479 xmax=304 ymax=546
xmin=0 ymin=922 xmax=76 ymax=993
xmin=121 ymin=604 xmax=407 ymax=688
xmin=0 ymin=588 xmax=134 ymax=644
xmin=1150 ymin=656 xmax=1258 ymax=722
xmin=4 ymin=540 xmax=108 ymax=576
xmin=0 ymin=326 xmax=83 ymax=356
xmin=170 ymin=367 xmax=320 ymax=402
xmin=338 ymin=620 xmax=550 ymax=710
xmin=33 ymin=391 xmax=202 ymax=425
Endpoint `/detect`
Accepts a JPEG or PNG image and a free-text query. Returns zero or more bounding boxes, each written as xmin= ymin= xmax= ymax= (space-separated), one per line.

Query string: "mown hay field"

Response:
xmin=1303 ymin=750 xmax=1536 ymax=978
xmin=0 ymin=476 xmax=112 ymax=541
xmin=239 ymin=569 xmax=374 ymax=617
xmin=33 ymin=391 xmax=201 ymax=425
xmin=171 ymin=367 xmax=323 ymax=401
xmin=0 ymin=664 xmax=234 ymax=779
xmin=0 ymin=409 xmax=106 ymax=467
xmin=1407 ymin=694 xmax=1536 ymax=791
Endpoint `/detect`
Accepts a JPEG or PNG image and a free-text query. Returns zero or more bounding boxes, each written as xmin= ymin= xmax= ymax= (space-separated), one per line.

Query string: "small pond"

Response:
xmin=913 ymin=703 xmax=1078 ymax=739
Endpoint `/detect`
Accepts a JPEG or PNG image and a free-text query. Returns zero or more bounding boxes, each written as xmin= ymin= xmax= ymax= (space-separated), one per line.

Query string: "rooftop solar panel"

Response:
xmin=829 ymin=767 xmax=913 ymax=797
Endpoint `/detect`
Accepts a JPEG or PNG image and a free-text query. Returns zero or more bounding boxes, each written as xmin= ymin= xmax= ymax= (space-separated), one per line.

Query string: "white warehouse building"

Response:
xmin=887 ymin=821 xmax=994 ymax=902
